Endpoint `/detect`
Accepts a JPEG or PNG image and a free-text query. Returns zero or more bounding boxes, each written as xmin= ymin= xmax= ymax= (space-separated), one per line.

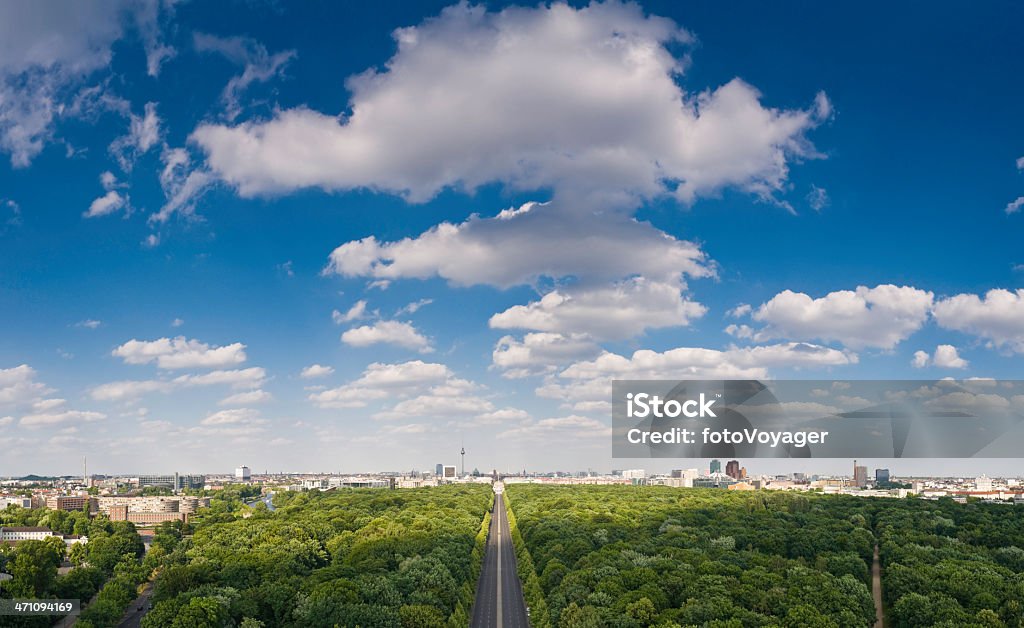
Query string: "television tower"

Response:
xmin=460 ymin=442 xmax=466 ymax=478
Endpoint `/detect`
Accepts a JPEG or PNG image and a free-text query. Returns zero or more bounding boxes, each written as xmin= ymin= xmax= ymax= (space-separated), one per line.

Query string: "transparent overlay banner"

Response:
xmin=611 ymin=380 xmax=1024 ymax=458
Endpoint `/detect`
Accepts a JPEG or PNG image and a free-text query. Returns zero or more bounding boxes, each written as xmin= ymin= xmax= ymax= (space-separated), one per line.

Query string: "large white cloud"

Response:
xmin=324 ymin=201 xmax=711 ymax=289
xmin=751 ymin=285 xmax=934 ymax=349
xmin=192 ymin=2 xmax=827 ymax=207
xmin=490 ymin=277 xmax=705 ymax=340
xmin=933 ymin=288 xmax=1024 ymax=353
xmin=112 ymin=336 xmax=248 ymax=369
xmin=340 ymin=320 xmax=432 ymax=353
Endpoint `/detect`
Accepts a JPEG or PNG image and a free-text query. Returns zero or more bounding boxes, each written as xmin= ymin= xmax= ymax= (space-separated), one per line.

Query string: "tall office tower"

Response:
xmin=853 ymin=461 xmax=868 ymax=488
xmin=709 ymin=459 xmax=722 ymax=474
xmin=725 ymin=460 xmax=740 ymax=479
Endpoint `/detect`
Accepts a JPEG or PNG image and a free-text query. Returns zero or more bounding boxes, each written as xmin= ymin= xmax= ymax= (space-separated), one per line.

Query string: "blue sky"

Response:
xmin=1 ymin=1 xmax=1023 ymax=477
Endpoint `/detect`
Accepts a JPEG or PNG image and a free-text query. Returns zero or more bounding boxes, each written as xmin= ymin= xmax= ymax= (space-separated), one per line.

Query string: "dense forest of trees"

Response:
xmin=7 ymin=484 xmax=1024 ymax=627
xmin=0 ymin=505 xmax=150 ymax=628
xmin=139 ymin=485 xmax=492 ymax=627
xmin=877 ymin=497 xmax=1024 ymax=627
xmin=507 ymin=486 xmax=1024 ymax=627
xmin=505 ymin=485 xmax=878 ymax=627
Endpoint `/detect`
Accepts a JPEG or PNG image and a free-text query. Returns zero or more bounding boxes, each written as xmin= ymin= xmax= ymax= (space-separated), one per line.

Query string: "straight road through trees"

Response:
xmin=471 ymin=483 xmax=530 ymax=628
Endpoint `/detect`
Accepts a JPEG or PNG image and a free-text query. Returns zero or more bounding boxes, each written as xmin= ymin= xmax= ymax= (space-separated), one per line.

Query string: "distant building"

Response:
xmin=725 ymin=460 xmax=740 ymax=480
xmin=0 ymin=526 xmax=53 ymax=542
xmin=0 ymin=496 xmax=32 ymax=510
xmin=235 ymin=466 xmax=251 ymax=481
xmin=138 ymin=473 xmax=205 ymax=491
xmin=976 ymin=475 xmax=993 ymax=492
xmin=622 ymin=469 xmax=646 ymax=480
xmin=875 ymin=468 xmax=890 ymax=484
xmin=435 ymin=464 xmax=444 ymax=476
xmin=442 ymin=465 xmax=457 ymax=479
xmin=46 ymin=495 xmax=96 ymax=513
xmin=694 ymin=472 xmax=737 ymax=489
xmin=709 ymin=459 xmax=722 ymax=474
xmin=853 ymin=461 xmax=868 ymax=488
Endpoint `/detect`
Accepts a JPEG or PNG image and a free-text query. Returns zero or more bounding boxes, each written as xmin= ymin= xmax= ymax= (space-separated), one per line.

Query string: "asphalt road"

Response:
xmin=471 ymin=486 xmax=530 ymax=628
xmin=116 ymin=581 xmax=154 ymax=628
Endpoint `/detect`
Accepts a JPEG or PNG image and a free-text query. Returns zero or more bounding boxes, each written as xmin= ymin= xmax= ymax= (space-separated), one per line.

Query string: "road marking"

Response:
xmin=496 ymin=502 xmax=503 ymax=628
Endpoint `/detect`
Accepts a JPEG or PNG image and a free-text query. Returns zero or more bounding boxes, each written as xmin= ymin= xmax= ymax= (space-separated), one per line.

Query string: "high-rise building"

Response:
xmin=442 ymin=465 xmax=457 ymax=479
xmin=725 ymin=460 xmax=740 ymax=480
xmin=853 ymin=461 xmax=868 ymax=488
xmin=235 ymin=466 xmax=251 ymax=481
xmin=435 ymin=463 xmax=444 ymax=476
xmin=875 ymin=468 xmax=890 ymax=484
xmin=709 ymin=459 xmax=722 ymax=474
xmin=976 ymin=475 xmax=993 ymax=492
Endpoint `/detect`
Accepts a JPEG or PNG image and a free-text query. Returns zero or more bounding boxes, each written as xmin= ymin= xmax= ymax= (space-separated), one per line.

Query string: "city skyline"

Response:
xmin=2 ymin=1 xmax=1024 ymax=476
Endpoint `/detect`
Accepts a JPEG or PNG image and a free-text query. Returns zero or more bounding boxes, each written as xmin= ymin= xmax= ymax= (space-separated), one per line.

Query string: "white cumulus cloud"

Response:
xmin=489 ymin=277 xmax=705 ymax=340
xmin=912 ymin=345 xmax=968 ymax=369
xmin=341 ymin=320 xmax=432 ymax=353
xmin=300 ymin=364 xmax=334 ymax=379
xmin=112 ymin=336 xmax=248 ymax=369
xmin=191 ymin=2 xmax=827 ymax=208
xmin=933 ymin=288 xmax=1024 ymax=353
xmin=751 ymin=284 xmax=934 ymax=349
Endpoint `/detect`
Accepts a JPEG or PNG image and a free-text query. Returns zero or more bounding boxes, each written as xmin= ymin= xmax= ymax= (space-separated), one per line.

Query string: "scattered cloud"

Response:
xmin=489 ymin=277 xmax=705 ymax=340
xmin=90 ymin=367 xmax=266 ymax=401
xmin=492 ymin=333 xmax=600 ymax=378
xmin=109 ymin=101 xmax=161 ymax=171
xmin=84 ymin=171 xmax=130 ymax=218
xmin=806 ymin=184 xmax=830 ymax=211
xmin=171 ymin=318 xmax=184 ymax=327
xmin=74 ymin=319 xmax=102 ymax=329
xmin=341 ymin=320 xmax=432 ymax=353
xmin=0 ymin=365 xmax=52 ymax=407
xmin=0 ymin=1 xmax=174 ymax=166
xmin=498 ymin=415 xmax=610 ymax=441
xmin=1006 ymin=197 xmax=1024 ymax=215
xmin=396 ymin=298 xmax=433 ymax=316
xmin=309 ymin=360 xmax=452 ymax=408
xmin=219 ymin=389 xmax=273 ymax=406
xmin=912 ymin=345 xmax=968 ymax=369
xmin=112 ymin=336 xmax=248 ymax=369
xmin=193 ymin=32 xmax=296 ymax=121
xmin=300 ymin=364 xmax=334 ymax=379
xmin=539 ymin=342 xmax=855 ymax=404
xmin=332 ymin=300 xmax=367 ymax=324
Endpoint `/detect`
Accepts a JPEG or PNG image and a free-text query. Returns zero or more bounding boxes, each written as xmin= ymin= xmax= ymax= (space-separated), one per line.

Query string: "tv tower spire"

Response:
xmin=461 ymin=440 xmax=466 ymax=478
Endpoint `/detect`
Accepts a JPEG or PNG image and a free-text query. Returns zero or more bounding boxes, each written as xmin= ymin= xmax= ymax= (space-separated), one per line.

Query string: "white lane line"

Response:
xmin=497 ymin=502 xmax=503 ymax=628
